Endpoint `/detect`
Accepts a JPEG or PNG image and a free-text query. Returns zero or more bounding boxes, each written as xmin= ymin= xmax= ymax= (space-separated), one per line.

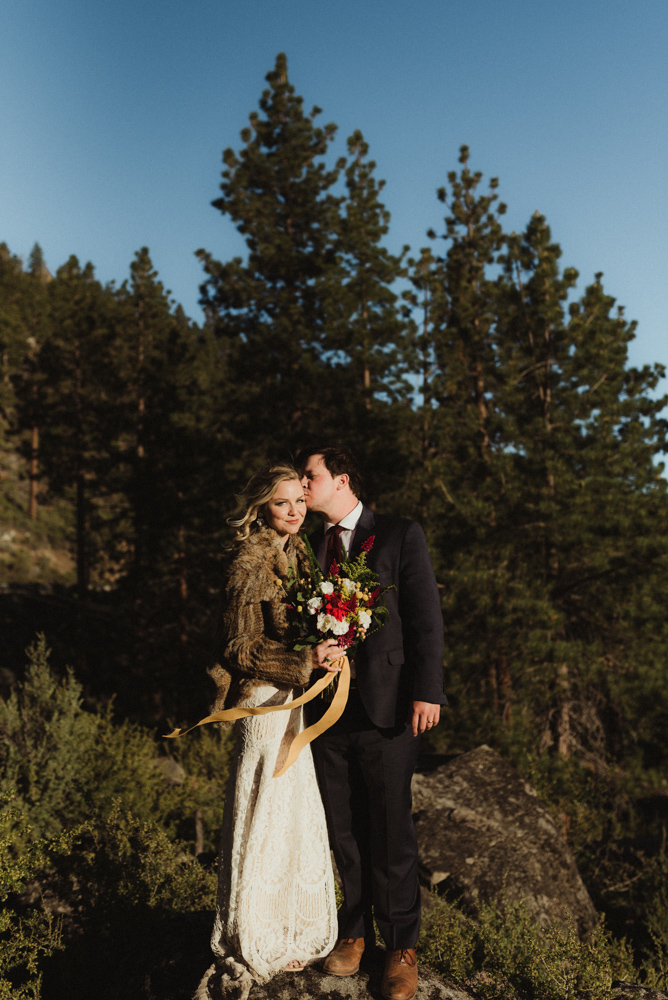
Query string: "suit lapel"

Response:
xmin=350 ymin=505 xmax=375 ymax=559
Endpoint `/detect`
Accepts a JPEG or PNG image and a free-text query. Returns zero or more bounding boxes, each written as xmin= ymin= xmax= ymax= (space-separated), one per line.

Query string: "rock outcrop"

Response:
xmin=195 ymin=952 xmax=475 ymax=999
xmin=611 ymin=987 xmax=668 ymax=1000
xmin=193 ymin=958 xmax=668 ymax=1000
xmin=412 ymin=745 xmax=598 ymax=937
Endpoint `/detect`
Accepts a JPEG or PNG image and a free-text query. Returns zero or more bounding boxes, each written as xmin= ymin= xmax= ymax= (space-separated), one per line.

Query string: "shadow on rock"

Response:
xmin=413 ymin=745 xmax=598 ymax=938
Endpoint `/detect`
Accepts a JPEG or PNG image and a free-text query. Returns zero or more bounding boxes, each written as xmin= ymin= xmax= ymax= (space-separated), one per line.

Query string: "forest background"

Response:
xmin=2 ymin=8 xmax=668 ymax=997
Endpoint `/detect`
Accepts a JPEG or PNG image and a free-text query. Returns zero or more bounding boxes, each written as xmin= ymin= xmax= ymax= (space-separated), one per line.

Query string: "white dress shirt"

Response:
xmin=319 ymin=500 xmax=364 ymax=568
xmin=318 ymin=500 xmax=364 ymax=678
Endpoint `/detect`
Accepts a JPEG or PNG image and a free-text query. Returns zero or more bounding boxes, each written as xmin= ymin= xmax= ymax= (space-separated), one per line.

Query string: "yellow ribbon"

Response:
xmin=163 ymin=655 xmax=350 ymax=778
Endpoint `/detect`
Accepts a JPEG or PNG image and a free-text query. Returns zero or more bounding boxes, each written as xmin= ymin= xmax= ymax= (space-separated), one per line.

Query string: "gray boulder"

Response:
xmin=412 ymin=745 xmax=598 ymax=937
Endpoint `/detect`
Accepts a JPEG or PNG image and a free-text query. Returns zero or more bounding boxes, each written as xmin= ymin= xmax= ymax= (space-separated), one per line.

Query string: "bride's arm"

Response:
xmin=218 ymin=597 xmax=314 ymax=688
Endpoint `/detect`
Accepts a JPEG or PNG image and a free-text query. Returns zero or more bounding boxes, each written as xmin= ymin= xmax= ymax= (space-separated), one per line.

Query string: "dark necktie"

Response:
xmin=324 ymin=524 xmax=344 ymax=573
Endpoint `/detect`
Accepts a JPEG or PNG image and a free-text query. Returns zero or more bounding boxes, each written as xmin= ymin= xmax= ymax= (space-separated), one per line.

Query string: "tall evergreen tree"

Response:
xmin=328 ymin=130 xmax=412 ymax=501
xmin=496 ymin=216 xmax=668 ymax=758
xmin=0 ymin=244 xmax=28 ymax=443
xmin=112 ymin=248 xmax=227 ymax=717
xmin=0 ymin=243 xmax=52 ymax=514
xmin=333 ymin=131 xmax=406 ymax=401
xmin=113 ymin=248 xmax=181 ymax=594
xmin=39 ymin=258 xmax=114 ymax=603
xmin=197 ymin=52 xmax=344 ymax=463
xmin=402 ymin=146 xmax=509 ymax=538
xmin=417 ymin=150 xmax=668 ymax=763
xmin=24 ymin=244 xmax=52 ymax=518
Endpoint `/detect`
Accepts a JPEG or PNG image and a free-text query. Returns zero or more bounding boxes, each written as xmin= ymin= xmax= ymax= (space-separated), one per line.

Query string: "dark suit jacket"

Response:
xmin=310 ymin=505 xmax=446 ymax=728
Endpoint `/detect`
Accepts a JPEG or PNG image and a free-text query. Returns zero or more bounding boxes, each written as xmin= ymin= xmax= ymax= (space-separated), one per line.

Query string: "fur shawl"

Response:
xmin=208 ymin=528 xmax=313 ymax=722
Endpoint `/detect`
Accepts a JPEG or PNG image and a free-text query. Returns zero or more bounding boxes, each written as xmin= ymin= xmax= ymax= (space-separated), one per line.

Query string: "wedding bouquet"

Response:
xmin=286 ymin=535 xmax=392 ymax=654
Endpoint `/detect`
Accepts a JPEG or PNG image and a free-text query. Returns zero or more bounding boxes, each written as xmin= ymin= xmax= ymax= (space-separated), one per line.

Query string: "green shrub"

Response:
xmin=167 ymin=723 xmax=235 ymax=854
xmin=0 ymin=635 xmax=233 ymax=853
xmin=1 ymin=792 xmax=218 ymax=1000
xmin=418 ymin=894 xmax=635 ymax=1000
xmin=0 ymin=637 xmax=232 ymax=997
xmin=49 ymin=800 xmax=217 ymax=921
xmin=603 ymin=846 xmax=668 ymax=990
xmin=41 ymin=803 xmax=217 ymax=999
xmin=0 ymin=795 xmax=70 ymax=1000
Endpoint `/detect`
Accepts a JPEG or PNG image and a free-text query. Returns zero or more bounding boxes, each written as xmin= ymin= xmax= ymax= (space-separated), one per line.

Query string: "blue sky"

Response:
xmin=2 ymin=0 xmax=667 ymax=387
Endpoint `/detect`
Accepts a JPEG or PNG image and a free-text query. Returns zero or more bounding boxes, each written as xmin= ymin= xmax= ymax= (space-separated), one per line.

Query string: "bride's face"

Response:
xmin=264 ymin=479 xmax=306 ymax=538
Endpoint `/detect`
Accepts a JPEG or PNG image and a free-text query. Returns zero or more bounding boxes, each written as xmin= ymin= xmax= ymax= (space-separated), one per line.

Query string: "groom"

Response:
xmin=297 ymin=445 xmax=445 ymax=1000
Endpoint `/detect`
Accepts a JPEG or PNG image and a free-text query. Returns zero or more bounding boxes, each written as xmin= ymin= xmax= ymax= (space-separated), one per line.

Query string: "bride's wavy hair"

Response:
xmin=227 ymin=463 xmax=302 ymax=542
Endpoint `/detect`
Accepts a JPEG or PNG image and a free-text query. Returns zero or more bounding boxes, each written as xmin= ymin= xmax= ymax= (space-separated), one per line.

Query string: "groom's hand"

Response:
xmin=411 ymin=701 xmax=441 ymax=737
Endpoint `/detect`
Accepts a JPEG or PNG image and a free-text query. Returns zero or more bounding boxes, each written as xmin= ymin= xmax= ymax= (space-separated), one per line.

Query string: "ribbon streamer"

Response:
xmin=164 ymin=656 xmax=350 ymax=778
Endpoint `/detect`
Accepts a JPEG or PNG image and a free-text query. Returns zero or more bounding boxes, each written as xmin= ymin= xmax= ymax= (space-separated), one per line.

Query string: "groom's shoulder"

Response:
xmin=370 ymin=510 xmax=426 ymax=540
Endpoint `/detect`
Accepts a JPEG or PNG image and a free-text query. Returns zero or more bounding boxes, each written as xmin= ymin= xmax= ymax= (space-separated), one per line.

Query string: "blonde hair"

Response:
xmin=227 ymin=463 xmax=302 ymax=542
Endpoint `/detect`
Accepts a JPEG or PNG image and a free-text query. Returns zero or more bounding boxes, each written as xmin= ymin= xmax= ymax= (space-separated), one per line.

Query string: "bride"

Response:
xmin=197 ymin=464 xmax=341 ymax=998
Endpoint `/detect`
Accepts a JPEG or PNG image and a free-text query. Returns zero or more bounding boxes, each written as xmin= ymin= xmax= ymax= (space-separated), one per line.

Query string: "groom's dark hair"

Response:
xmin=296 ymin=444 xmax=363 ymax=499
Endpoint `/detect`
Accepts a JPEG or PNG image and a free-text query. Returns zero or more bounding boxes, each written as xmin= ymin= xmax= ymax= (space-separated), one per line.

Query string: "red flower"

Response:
xmin=340 ymin=625 xmax=356 ymax=649
xmin=329 ymin=559 xmax=339 ymax=575
xmin=360 ymin=535 xmax=375 ymax=553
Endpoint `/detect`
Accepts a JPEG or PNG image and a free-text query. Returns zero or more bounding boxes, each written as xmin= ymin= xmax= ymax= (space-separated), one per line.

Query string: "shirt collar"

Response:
xmin=325 ymin=500 xmax=364 ymax=533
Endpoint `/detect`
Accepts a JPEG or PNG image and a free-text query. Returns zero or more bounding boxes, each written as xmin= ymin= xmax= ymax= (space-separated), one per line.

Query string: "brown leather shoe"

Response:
xmin=381 ymin=948 xmax=418 ymax=1000
xmin=323 ymin=937 xmax=365 ymax=976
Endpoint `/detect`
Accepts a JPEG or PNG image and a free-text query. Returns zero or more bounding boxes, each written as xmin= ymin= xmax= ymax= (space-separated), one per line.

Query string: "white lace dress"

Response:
xmin=206 ymin=681 xmax=337 ymax=997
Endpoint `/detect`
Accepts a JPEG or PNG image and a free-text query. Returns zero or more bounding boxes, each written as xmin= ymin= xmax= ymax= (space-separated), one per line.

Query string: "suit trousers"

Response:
xmin=310 ymin=691 xmax=421 ymax=949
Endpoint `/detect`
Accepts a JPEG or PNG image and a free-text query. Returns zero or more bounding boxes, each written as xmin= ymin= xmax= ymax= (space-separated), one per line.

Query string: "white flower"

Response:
xmin=331 ymin=618 xmax=350 ymax=636
xmin=358 ymin=609 xmax=372 ymax=630
xmin=340 ymin=578 xmax=356 ymax=595
xmin=307 ymin=597 xmax=322 ymax=614
xmin=320 ymin=581 xmax=334 ymax=595
xmin=317 ymin=612 xmax=337 ymax=632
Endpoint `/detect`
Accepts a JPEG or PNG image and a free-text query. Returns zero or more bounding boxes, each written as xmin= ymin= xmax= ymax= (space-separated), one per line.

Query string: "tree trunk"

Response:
xmin=134 ymin=317 xmax=146 ymax=597
xmin=76 ymin=470 xmax=88 ymax=599
xmin=28 ymin=423 xmax=39 ymax=519
xmin=555 ymin=662 xmax=572 ymax=757
xmin=178 ymin=522 xmax=188 ymax=649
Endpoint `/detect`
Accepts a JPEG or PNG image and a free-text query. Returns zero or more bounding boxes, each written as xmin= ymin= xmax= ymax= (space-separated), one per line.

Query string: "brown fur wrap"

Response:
xmin=208 ymin=528 xmax=313 ymax=724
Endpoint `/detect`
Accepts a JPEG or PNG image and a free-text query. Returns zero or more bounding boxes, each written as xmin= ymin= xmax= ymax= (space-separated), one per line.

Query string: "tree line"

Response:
xmin=1 ymin=53 xmax=667 ymax=796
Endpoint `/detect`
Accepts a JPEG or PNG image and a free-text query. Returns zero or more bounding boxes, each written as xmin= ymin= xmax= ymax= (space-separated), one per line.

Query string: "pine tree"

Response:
xmin=0 ymin=243 xmax=52 ymax=515
xmin=39 ymin=257 xmax=115 ymax=610
xmin=197 ymin=52 xmax=344 ymax=462
xmin=327 ymin=129 xmax=412 ymax=501
xmin=112 ymin=248 xmax=181 ymax=593
xmin=24 ymin=244 xmax=52 ymax=518
xmin=403 ymin=147 xmax=509 ymax=547
xmin=402 ymin=247 xmax=444 ymax=519
xmin=112 ymin=249 xmax=227 ymax=718
xmin=497 ymin=215 xmax=668 ymax=757
xmin=418 ymin=150 xmax=668 ymax=762
xmin=0 ymin=244 xmax=28 ymax=443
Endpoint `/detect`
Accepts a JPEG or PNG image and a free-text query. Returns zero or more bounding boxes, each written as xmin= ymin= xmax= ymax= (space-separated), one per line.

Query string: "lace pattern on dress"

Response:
xmin=208 ymin=682 xmax=337 ymax=988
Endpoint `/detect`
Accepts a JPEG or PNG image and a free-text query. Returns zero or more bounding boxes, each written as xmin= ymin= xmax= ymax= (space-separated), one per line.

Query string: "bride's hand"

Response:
xmin=313 ymin=639 xmax=344 ymax=672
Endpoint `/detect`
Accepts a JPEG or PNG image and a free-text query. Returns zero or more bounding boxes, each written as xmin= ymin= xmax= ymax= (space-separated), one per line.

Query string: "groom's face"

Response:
xmin=300 ymin=454 xmax=337 ymax=514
